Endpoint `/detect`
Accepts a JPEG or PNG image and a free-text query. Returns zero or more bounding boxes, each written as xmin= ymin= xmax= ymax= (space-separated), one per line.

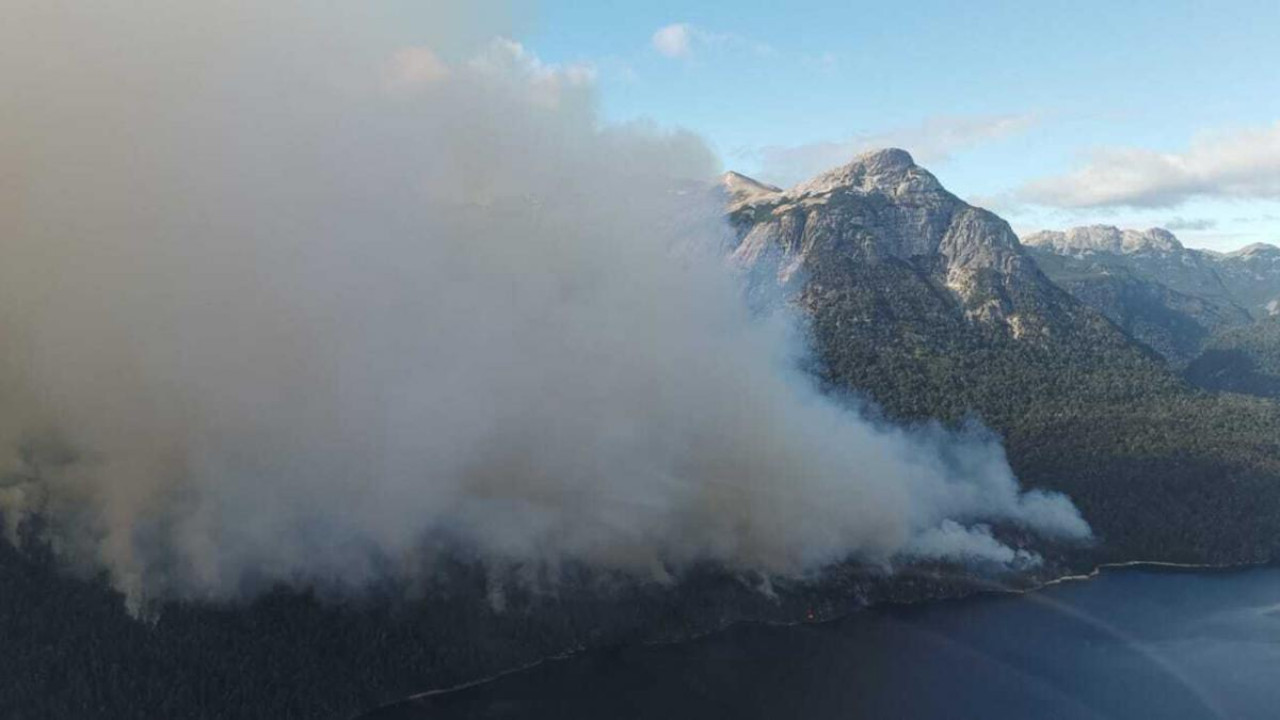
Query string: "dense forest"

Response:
xmin=801 ymin=251 xmax=1280 ymax=567
xmin=1 ymin=517 xmax=1043 ymax=719
xmin=1185 ymin=317 xmax=1280 ymax=399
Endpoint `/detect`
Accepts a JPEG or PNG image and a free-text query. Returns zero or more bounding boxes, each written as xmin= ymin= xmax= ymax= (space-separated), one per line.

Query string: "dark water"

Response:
xmin=371 ymin=566 xmax=1280 ymax=719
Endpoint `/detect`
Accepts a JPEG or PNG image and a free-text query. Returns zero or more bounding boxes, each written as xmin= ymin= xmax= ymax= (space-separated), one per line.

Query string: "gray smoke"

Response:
xmin=0 ymin=2 xmax=1089 ymax=604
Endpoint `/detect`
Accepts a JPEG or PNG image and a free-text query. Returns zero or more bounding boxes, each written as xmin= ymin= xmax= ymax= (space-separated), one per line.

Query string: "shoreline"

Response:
xmin=1033 ymin=558 xmax=1270 ymax=589
xmin=360 ymin=558 xmax=1273 ymax=717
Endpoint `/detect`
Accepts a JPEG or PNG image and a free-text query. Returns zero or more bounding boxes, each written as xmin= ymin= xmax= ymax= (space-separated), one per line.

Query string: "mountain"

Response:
xmin=1213 ymin=242 xmax=1280 ymax=317
xmin=1021 ymin=226 xmax=1255 ymax=363
xmin=727 ymin=148 xmax=1043 ymax=329
xmin=723 ymin=150 xmax=1173 ymax=422
xmin=1021 ymin=226 xmax=1280 ymax=364
xmin=724 ymin=150 xmax=1280 ymax=566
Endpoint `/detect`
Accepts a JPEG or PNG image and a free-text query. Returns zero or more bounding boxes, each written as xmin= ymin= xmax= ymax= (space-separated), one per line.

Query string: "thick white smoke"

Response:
xmin=0 ymin=2 xmax=1089 ymax=602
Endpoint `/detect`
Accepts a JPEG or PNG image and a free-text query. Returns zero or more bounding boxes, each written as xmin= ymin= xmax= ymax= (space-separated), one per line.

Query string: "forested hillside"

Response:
xmin=726 ymin=151 xmax=1280 ymax=566
xmin=1185 ymin=317 xmax=1280 ymax=399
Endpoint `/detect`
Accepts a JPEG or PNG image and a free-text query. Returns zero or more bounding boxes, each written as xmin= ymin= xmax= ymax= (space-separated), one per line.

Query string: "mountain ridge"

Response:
xmin=723 ymin=151 xmax=1280 ymax=572
xmin=1020 ymin=224 xmax=1279 ymax=364
xmin=1023 ymin=225 xmax=1185 ymax=256
xmin=1023 ymin=224 xmax=1280 ymax=319
xmin=724 ymin=149 xmax=1046 ymax=330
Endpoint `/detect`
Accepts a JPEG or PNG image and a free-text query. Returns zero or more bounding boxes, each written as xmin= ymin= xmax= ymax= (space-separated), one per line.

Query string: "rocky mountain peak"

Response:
xmin=719 ymin=171 xmax=782 ymax=204
xmin=1124 ymin=228 xmax=1182 ymax=254
xmin=723 ymin=151 xmax=1041 ymax=330
xmin=849 ymin=147 xmax=917 ymax=173
xmin=789 ymin=147 xmax=941 ymax=198
xmin=1022 ymin=225 xmax=1184 ymax=257
xmin=1226 ymin=242 xmax=1280 ymax=259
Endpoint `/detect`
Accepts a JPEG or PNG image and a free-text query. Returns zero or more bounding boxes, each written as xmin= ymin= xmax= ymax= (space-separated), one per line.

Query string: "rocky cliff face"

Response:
xmin=725 ymin=149 xmax=1059 ymax=336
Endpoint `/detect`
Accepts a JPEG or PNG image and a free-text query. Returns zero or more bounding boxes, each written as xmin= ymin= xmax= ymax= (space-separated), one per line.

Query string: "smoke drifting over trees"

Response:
xmin=0 ymin=1 xmax=1088 ymax=604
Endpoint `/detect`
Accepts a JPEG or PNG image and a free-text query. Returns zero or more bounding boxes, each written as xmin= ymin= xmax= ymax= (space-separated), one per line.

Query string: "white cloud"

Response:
xmin=750 ymin=113 xmax=1040 ymax=188
xmin=1018 ymin=122 xmax=1280 ymax=208
xmin=1163 ymin=216 xmax=1217 ymax=232
xmin=652 ymin=23 xmax=692 ymax=58
xmin=650 ymin=22 xmax=776 ymax=61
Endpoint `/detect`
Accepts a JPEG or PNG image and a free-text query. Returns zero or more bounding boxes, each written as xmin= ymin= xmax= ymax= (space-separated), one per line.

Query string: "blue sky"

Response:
xmin=510 ymin=0 xmax=1280 ymax=250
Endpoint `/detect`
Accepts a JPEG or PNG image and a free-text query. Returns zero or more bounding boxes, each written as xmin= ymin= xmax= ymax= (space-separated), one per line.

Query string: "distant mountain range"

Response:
xmin=1022 ymin=225 xmax=1280 ymax=365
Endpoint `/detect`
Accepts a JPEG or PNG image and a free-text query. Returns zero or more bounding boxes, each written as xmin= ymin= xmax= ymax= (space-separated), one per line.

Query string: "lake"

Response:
xmin=368 ymin=565 xmax=1280 ymax=719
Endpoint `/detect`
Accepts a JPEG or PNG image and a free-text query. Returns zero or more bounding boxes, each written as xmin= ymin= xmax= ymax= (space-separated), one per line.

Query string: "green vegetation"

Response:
xmin=0 ymin=521 xmax=998 ymax=719
xmin=804 ymin=254 xmax=1280 ymax=566
xmin=1025 ymin=249 xmax=1251 ymax=365
xmin=1185 ymin=317 xmax=1280 ymax=399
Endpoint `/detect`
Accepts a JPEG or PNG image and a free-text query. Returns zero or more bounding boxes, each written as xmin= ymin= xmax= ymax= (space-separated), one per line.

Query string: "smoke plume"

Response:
xmin=0 ymin=2 xmax=1089 ymax=602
